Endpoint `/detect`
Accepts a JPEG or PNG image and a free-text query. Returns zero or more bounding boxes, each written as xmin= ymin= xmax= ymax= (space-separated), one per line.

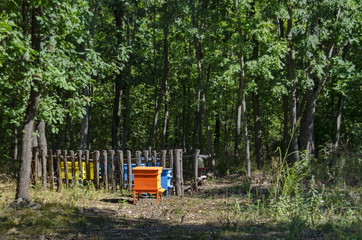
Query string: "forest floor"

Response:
xmin=0 ymin=173 xmax=361 ymax=240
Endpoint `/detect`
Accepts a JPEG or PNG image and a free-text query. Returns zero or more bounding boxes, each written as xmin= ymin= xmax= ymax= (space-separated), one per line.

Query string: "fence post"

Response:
xmin=41 ymin=149 xmax=47 ymax=188
xmin=110 ymin=150 xmax=116 ymax=191
xmin=169 ymin=149 xmax=174 ymax=170
xmin=77 ymin=150 xmax=83 ymax=185
xmin=56 ymin=150 xmax=62 ymax=191
xmin=69 ymin=150 xmax=76 ymax=183
xmin=48 ymin=150 xmax=54 ymax=190
xmin=152 ymin=150 xmax=157 ymax=166
xmin=102 ymin=150 xmax=108 ymax=190
xmin=135 ymin=151 xmax=142 ymax=166
xmin=143 ymin=150 xmax=149 ymax=166
xmin=127 ymin=150 xmax=132 ymax=191
xmin=161 ymin=150 xmax=167 ymax=167
xmin=117 ymin=150 xmax=124 ymax=189
xmin=33 ymin=147 xmax=39 ymax=185
xmin=194 ymin=149 xmax=200 ymax=191
xmin=94 ymin=151 xmax=100 ymax=189
xmin=85 ymin=150 xmax=90 ymax=181
xmin=174 ymin=149 xmax=183 ymax=196
xmin=62 ymin=150 xmax=69 ymax=188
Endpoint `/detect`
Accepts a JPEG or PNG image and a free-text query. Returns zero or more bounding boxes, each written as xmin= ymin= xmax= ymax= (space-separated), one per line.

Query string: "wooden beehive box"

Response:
xmin=133 ymin=167 xmax=163 ymax=191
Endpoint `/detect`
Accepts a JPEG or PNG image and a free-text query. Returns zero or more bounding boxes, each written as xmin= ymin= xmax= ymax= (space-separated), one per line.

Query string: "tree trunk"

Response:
xmin=112 ymin=7 xmax=126 ymax=151
xmin=161 ymin=4 xmax=170 ymax=150
xmin=333 ymin=94 xmax=344 ymax=150
xmin=112 ymin=79 xmax=123 ymax=150
xmin=251 ymin=32 xmax=263 ymax=169
xmin=236 ymin=0 xmax=251 ymax=177
xmin=121 ymin=85 xmax=131 ymax=151
xmin=80 ymin=85 xmax=90 ymax=150
xmin=299 ymin=89 xmax=317 ymax=158
xmin=286 ymin=5 xmax=300 ymax=163
xmin=16 ymin=4 xmax=42 ymax=201
xmin=16 ymin=87 xmax=41 ymax=201
xmin=252 ymin=92 xmax=263 ymax=169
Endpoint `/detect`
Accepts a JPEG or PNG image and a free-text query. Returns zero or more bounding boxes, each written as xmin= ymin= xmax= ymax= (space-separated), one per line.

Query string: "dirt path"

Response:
xmin=69 ymin=174 xmax=276 ymax=240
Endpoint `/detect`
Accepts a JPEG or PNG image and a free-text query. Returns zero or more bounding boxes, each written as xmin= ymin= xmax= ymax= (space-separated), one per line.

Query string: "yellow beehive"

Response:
xmin=61 ymin=162 xmax=94 ymax=180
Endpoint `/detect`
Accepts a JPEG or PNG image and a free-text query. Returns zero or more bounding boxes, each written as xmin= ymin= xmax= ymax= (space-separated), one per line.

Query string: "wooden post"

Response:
xmin=169 ymin=149 xmax=174 ymax=170
xmin=85 ymin=150 xmax=90 ymax=180
xmin=48 ymin=150 xmax=54 ymax=190
xmin=127 ymin=150 xmax=132 ymax=191
xmin=136 ymin=151 xmax=142 ymax=166
xmin=117 ymin=150 xmax=124 ymax=189
xmin=56 ymin=150 xmax=62 ymax=191
xmin=94 ymin=151 xmax=100 ymax=189
xmin=161 ymin=150 xmax=167 ymax=167
xmin=62 ymin=150 xmax=69 ymax=188
xmin=102 ymin=150 xmax=108 ymax=190
xmin=180 ymin=149 xmax=184 ymax=195
xmin=33 ymin=147 xmax=39 ymax=185
xmin=143 ymin=150 xmax=149 ymax=166
xmin=174 ymin=149 xmax=182 ymax=196
xmin=110 ymin=150 xmax=116 ymax=191
xmin=194 ymin=149 xmax=200 ymax=191
xmin=77 ymin=150 xmax=84 ymax=184
xmin=41 ymin=149 xmax=47 ymax=188
xmin=69 ymin=150 xmax=76 ymax=183
xmin=152 ymin=150 xmax=157 ymax=166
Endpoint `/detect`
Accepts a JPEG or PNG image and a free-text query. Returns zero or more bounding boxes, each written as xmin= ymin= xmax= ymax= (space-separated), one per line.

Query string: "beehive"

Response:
xmin=133 ymin=167 xmax=165 ymax=204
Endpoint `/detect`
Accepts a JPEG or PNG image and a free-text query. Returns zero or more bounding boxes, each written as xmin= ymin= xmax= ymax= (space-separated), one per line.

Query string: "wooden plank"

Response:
xmin=194 ymin=149 xmax=200 ymax=192
xmin=62 ymin=150 xmax=69 ymax=188
xmin=70 ymin=150 xmax=76 ymax=183
xmin=110 ymin=150 xmax=116 ymax=191
xmin=161 ymin=150 xmax=166 ymax=167
xmin=56 ymin=150 xmax=62 ymax=191
xmin=180 ymin=149 xmax=184 ymax=193
xmin=174 ymin=149 xmax=182 ymax=196
xmin=102 ymin=150 xmax=108 ymax=190
xmin=94 ymin=151 xmax=100 ymax=189
xmin=41 ymin=149 xmax=47 ymax=188
xmin=152 ymin=150 xmax=157 ymax=166
xmin=77 ymin=150 xmax=83 ymax=185
xmin=117 ymin=150 xmax=124 ymax=189
xmin=169 ymin=150 xmax=174 ymax=169
xmin=85 ymin=150 xmax=90 ymax=180
xmin=126 ymin=150 xmax=132 ymax=191
xmin=136 ymin=151 xmax=142 ymax=166
xmin=33 ymin=147 xmax=39 ymax=185
xmin=143 ymin=150 xmax=149 ymax=166
xmin=48 ymin=150 xmax=54 ymax=190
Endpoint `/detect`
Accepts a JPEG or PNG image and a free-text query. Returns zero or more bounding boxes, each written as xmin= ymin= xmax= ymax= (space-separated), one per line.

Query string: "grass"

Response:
xmin=0 ymin=154 xmax=361 ymax=240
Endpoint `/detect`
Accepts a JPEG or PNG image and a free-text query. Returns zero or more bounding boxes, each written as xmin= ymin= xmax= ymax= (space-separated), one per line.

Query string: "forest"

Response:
xmin=0 ymin=0 xmax=361 ymax=239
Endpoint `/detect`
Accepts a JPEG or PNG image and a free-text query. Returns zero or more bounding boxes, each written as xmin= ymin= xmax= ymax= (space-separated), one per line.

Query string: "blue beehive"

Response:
xmin=124 ymin=163 xmax=145 ymax=181
xmin=161 ymin=168 xmax=173 ymax=197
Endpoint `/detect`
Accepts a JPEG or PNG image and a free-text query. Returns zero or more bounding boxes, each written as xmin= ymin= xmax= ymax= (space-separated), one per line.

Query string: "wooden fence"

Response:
xmin=31 ymin=149 xmax=185 ymax=196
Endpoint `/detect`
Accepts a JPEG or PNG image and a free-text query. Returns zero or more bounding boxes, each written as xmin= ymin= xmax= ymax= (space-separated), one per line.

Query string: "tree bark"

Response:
xmin=251 ymin=31 xmax=263 ymax=169
xmin=112 ymin=7 xmax=126 ymax=151
xmin=80 ymin=85 xmax=90 ymax=150
xmin=121 ymin=85 xmax=131 ymax=151
xmin=37 ymin=121 xmax=47 ymax=187
xmin=235 ymin=0 xmax=251 ymax=177
xmin=286 ymin=5 xmax=300 ymax=163
xmin=161 ymin=4 xmax=170 ymax=150
xmin=333 ymin=94 xmax=344 ymax=150
xmin=299 ymin=89 xmax=317 ymax=157
xmin=16 ymin=4 xmax=42 ymax=201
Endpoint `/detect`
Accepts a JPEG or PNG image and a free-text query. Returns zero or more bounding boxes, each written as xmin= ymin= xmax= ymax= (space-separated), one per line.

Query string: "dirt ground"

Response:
xmin=66 ymin=174 xmax=278 ymax=240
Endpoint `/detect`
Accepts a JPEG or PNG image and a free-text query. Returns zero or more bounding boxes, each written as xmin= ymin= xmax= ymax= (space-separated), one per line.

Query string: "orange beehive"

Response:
xmin=133 ymin=167 xmax=165 ymax=204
